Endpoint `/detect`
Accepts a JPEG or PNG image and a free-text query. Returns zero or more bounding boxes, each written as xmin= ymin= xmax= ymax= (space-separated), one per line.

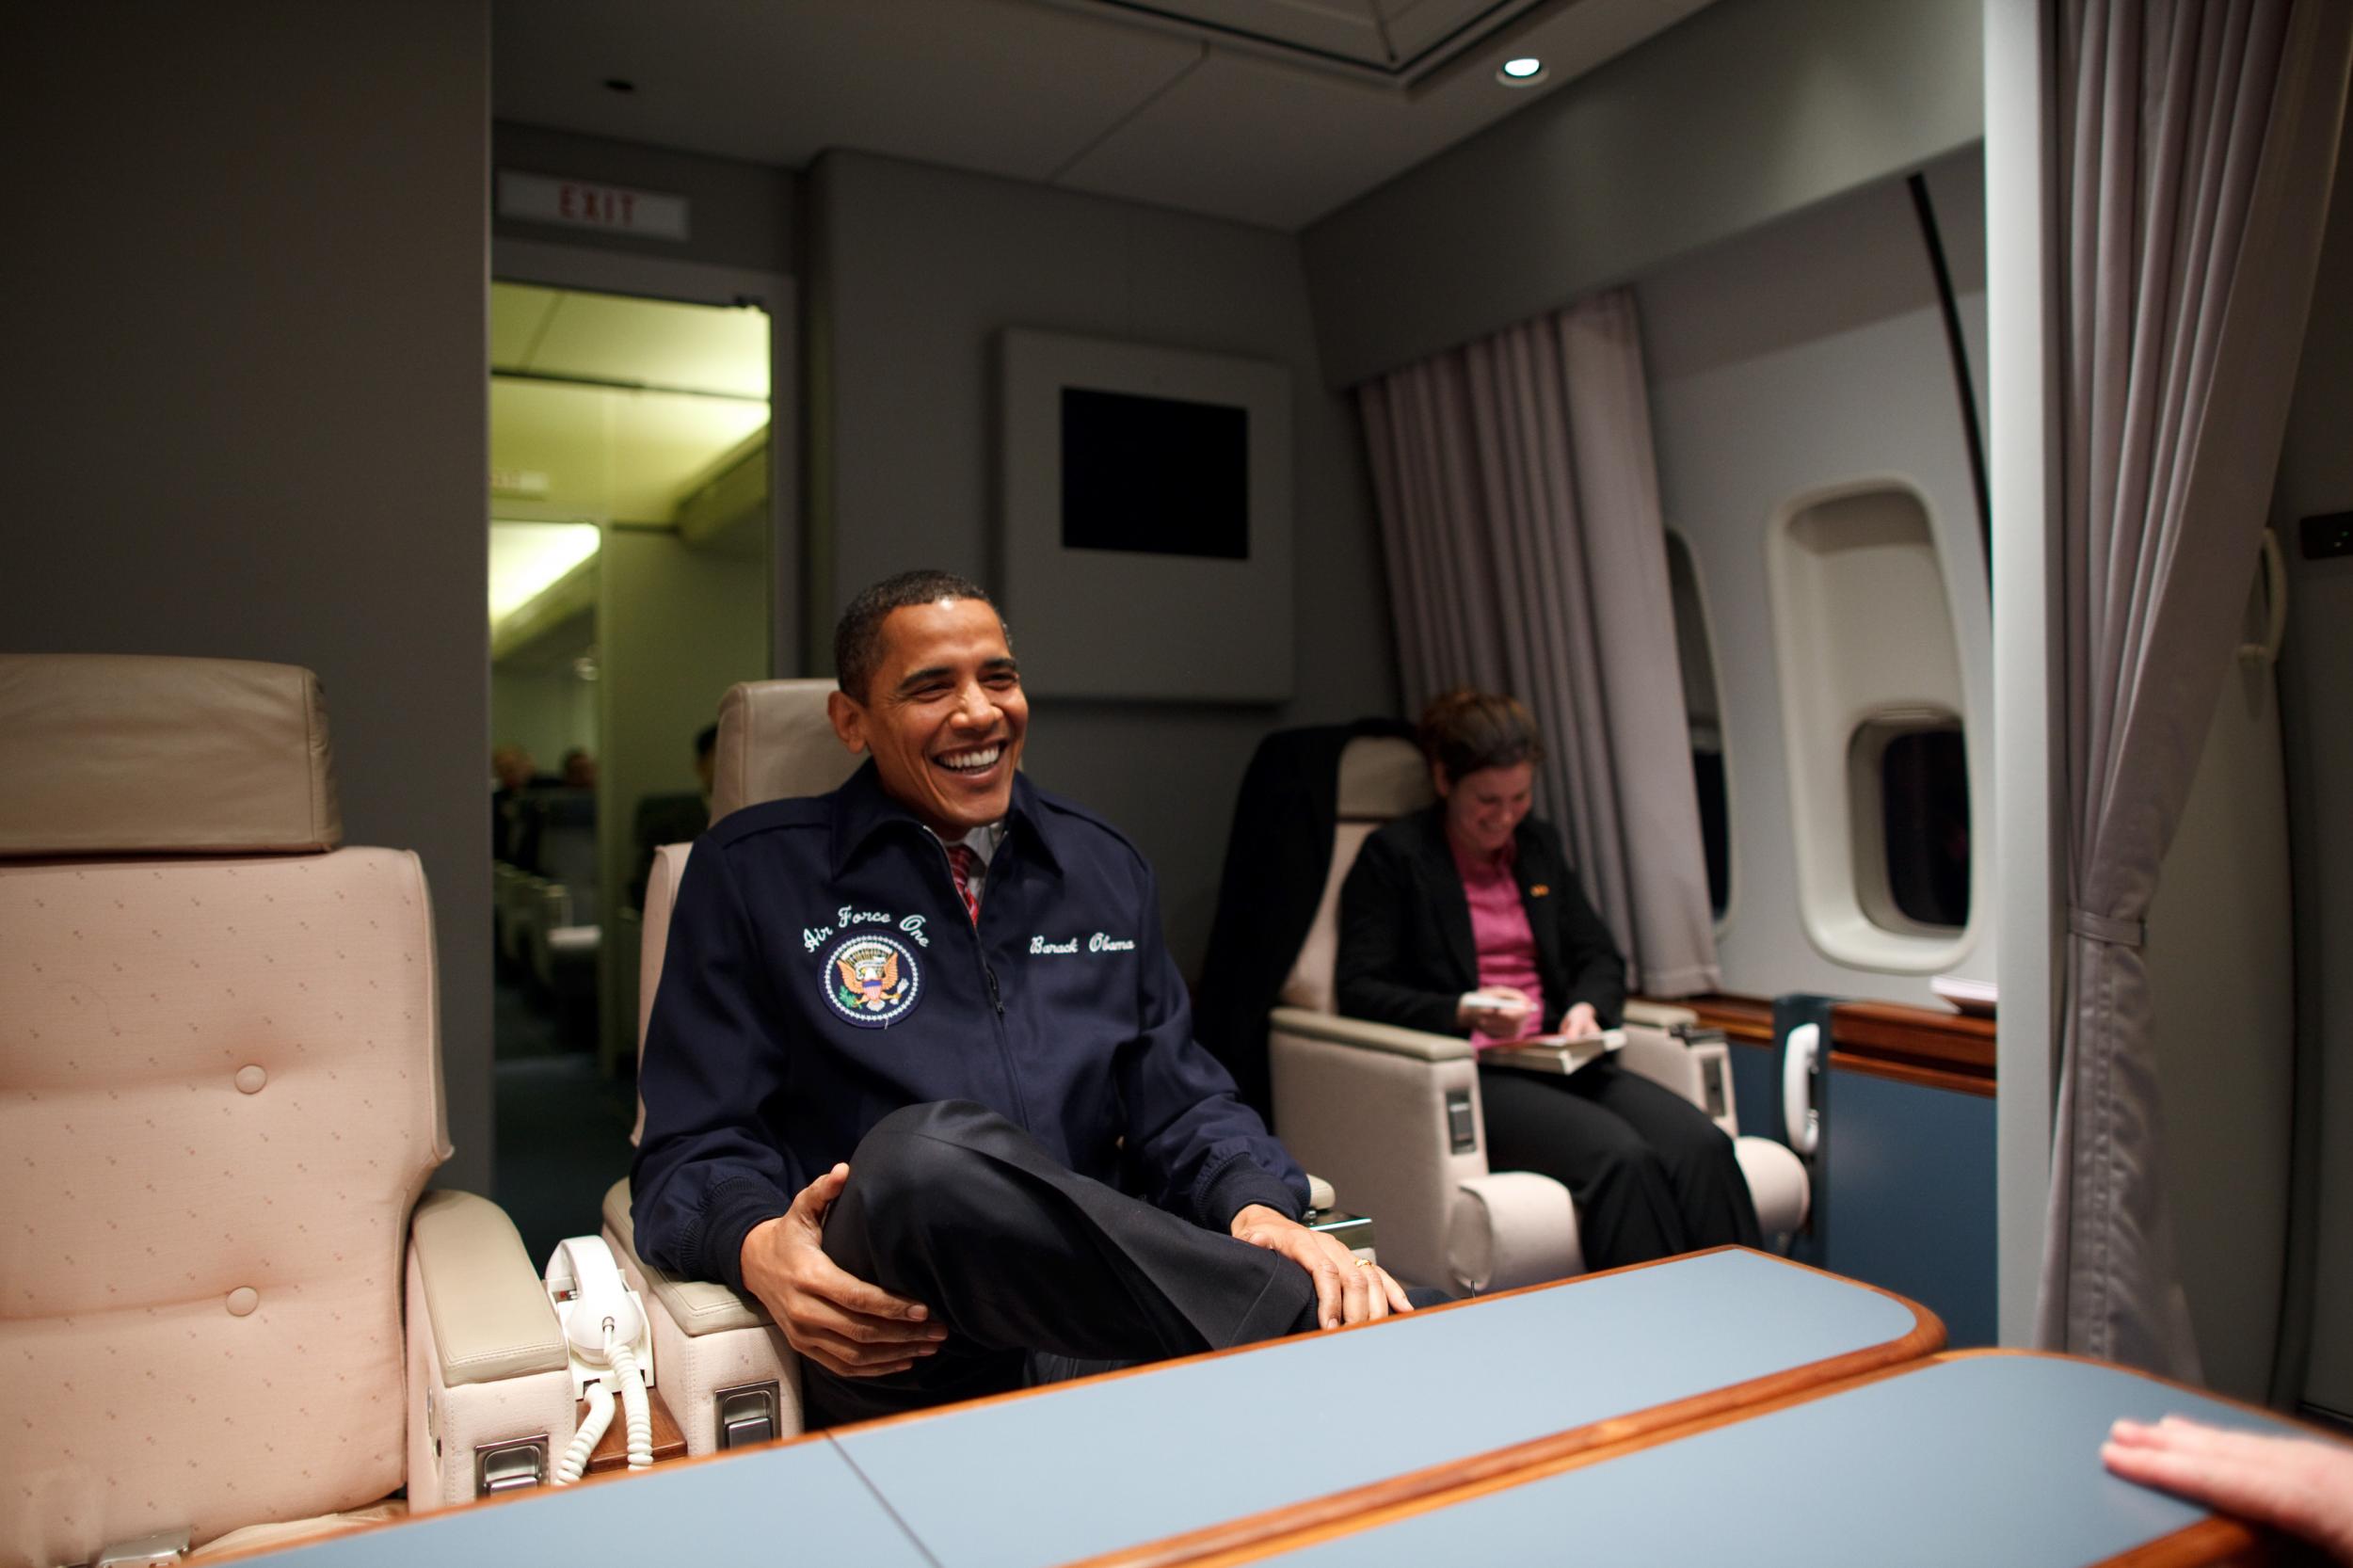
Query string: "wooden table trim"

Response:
xmin=1141 ymin=1348 xmax=2315 ymax=1568
xmin=1047 ymin=1248 xmax=1944 ymax=1568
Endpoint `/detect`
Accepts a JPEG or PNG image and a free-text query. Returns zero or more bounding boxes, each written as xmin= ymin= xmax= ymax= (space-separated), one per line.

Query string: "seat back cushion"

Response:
xmin=0 ymin=849 xmax=443 ymax=1563
xmin=1278 ymin=737 xmax=1434 ymax=1016
xmin=633 ymin=842 xmax=695 ymax=1145
xmin=0 ymin=654 xmax=341 ymax=857
xmin=708 ymin=679 xmax=860 ymax=824
xmin=1280 ymin=822 xmax=1380 ymax=1016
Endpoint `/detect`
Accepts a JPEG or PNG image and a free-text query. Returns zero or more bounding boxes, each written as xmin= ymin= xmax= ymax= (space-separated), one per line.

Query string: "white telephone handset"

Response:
xmin=1783 ymin=1022 xmax=1821 ymax=1157
xmin=544 ymin=1237 xmax=656 ymax=1481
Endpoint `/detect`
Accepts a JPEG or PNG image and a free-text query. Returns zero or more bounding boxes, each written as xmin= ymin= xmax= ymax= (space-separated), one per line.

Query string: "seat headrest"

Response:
xmin=1337 ymin=735 xmax=1433 ymax=820
xmin=710 ymin=678 xmax=862 ymax=822
xmin=0 ymin=654 xmax=341 ymax=856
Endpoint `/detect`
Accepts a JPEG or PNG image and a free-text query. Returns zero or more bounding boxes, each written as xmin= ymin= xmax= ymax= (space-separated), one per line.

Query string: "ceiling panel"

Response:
xmin=1093 ymin=0 xmax=1389 ymax=65
xmin=494 ymin=0 xmax=1718 ymax=232
xmin=490 ymin=379 xmax=769 ymax=522
xmin=1057 ymin=0 xmax=1714 ymax=225
xmin=522 ymin=293 xmax=770 ymax=398
xmin=490 ymin=282 xmax=560 ymax=365
xmin=493 ymin=0 xmax=1202 ymax=185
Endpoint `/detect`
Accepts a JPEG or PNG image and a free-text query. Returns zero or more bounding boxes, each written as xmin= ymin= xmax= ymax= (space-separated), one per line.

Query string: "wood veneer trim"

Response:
xmin=1829 ymin=1048 xmax=1997 ymax=1098
xmin=1664 ymin=992 xmax=1777 ymax=1045
xmin=1158 ymin=1349 xmax=2295 ymax=1568
xmin=1133 ymin=1357 xmax=1942 ymax=1568
xmin=1060 ymin=1251 xmax=1945 ymax=1568
xmin=1831 ymin=1000 xmax=1997 ymax=1073
xmin=1645 ymin=992 xmax=2000 ymax=1088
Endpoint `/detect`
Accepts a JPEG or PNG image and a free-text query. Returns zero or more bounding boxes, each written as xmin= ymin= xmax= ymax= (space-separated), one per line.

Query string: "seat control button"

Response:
xmin=226 ymin=1287 xmax=259 ymax=1317
xmin=235 ymin=1064 xmax=267 ymax=1094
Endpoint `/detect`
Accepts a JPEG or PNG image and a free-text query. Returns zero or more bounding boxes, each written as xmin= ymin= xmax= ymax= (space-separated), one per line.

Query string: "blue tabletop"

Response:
xmin=1255 ymin=1354 xmax=2299 ymax=1568
xmin=837 ymin=1248 xmax=1926 ymax=1568
xmin=266 ymin=1434 xmax=929 ymax=1568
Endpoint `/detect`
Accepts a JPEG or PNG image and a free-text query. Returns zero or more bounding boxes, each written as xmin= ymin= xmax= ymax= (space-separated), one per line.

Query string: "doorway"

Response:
xmin=488 ymin=272 xmax=782 ymax=1265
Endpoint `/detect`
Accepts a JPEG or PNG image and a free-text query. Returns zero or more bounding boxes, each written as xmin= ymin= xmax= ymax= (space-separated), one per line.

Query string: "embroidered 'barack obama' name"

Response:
xmin=1028 ymin=933 xmax=1138 ymax=955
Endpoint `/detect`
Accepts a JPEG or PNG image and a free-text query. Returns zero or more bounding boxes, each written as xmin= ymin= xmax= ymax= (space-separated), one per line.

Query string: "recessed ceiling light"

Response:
xmin=1497 ymin=56 xmax=1546 ymax=86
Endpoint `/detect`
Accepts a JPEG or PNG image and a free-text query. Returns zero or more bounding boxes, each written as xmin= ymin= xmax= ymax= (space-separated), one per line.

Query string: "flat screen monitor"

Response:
xmin=1059 ymin=388 xmax=1248 ymax=560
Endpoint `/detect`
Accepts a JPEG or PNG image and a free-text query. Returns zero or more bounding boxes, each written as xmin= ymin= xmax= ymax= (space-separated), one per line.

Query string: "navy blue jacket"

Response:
xmin=631 ymin=760 xmax=1308 ymax=1293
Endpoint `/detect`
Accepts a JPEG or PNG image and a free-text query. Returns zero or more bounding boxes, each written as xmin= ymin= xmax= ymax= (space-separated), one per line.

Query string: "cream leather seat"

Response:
xmin=600 ymin=679 xmax=851 ymax=1452
xmin=1268 ymin=735 xmax=1809 ymax=1296
xmin=0 ymin=656 xmax=576 ymax=1567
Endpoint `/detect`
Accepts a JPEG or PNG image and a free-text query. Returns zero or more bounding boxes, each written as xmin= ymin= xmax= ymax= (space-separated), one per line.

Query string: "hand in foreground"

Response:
xmin=1458 ymin=985 xmax=1536 ymax=1035
xmin=1229 ymin=1203 xmax=1414 ymax=1331
xmin=2103 ymin=1416 xmax=2353 ymax=1563
xmin=739 ymin=1162 xmax=947 ymax=1378
xmin=1559 ymin=1001 xmax=1602 ymax=1040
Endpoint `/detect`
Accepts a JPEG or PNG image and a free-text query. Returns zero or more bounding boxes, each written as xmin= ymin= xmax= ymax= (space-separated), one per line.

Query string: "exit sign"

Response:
xmin=497 ymin=170 xmax=689 ymax=241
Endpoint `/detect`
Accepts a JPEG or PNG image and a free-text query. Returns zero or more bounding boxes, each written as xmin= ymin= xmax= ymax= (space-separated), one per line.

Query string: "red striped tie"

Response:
xmin=946 ymin=842 xmax=980 ymax=924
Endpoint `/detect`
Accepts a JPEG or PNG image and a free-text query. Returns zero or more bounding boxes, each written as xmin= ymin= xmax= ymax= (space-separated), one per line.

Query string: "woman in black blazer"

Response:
xmin=1335 ymin=690 xmax=1758 ymax=1272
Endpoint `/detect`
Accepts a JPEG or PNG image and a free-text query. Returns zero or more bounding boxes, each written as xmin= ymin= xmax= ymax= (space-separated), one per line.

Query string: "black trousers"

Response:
xmin=804 ymin=1100 xmax=1321 ymax=1429
xmin=1478 ymin=1058 xmax=1762 ymax=1272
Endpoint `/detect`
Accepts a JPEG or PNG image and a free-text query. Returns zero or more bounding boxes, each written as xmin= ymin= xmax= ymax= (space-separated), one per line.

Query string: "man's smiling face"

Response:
xmin=829 ymin=597 xmax=1027 ymax=837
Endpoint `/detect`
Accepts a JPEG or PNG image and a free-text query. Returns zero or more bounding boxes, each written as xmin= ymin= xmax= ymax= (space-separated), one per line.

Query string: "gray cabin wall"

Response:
xmin=4 ymin=0 xmax=496 ymax=1194
xmin=1300 ymin=0 xmax=1981 ymax=391
xmin=806 ymin=151 xmax=1397 ymax=968
xmin=1635 ymin=150 xmax=1993 ymax=1008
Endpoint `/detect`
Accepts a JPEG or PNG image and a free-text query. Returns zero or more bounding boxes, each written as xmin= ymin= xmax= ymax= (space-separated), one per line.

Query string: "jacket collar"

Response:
xmin=827 ymin=759 xmax=1063 ymax=880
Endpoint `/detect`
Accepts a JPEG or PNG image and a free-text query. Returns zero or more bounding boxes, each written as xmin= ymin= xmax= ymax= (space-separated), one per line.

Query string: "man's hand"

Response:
xmin=1228 ymin=1203 xmax=1413 ymax=1331
xmin=1560 ymin=1001 xmax=1602 ymax=1040
xmin=2103 ymin=1416 xmax=2353 ymax=1563
xmin=739 ymin=1163 xmax=947 ymax=1379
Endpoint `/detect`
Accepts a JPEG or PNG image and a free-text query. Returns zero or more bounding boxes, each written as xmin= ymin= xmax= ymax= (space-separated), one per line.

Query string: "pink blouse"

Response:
xmin=1453 ymin=838 xmax=1545 ymax=1042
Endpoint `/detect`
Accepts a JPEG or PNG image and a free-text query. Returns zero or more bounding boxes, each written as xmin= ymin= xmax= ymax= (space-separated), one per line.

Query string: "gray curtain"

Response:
xmin=2039 ymin=0 xmax=2350 ymax=1373
xmin=1357 ymin=291 xmax=1721 ymax=996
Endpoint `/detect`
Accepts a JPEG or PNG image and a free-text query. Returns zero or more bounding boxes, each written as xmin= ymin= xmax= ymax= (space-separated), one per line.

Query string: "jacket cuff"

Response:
xmin=1203 ymin=1157 xmax=1305 ymax=1231
xmin=698 ymin=1176 xmax=792 ymax=1295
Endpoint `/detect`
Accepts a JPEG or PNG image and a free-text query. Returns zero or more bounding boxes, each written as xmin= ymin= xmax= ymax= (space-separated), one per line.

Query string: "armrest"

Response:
xmin=1734 ymin=1136 xmax=1811 ymax=1234
xmin=600 ymin=1178 xmax=773 ymax=1336
xmin=600 ymin=1179 xmax=803 ymax=1454
xmin=1305 ymin=1174 xmax=1337 ymax=1213
xmin=1269 ymin=1013 xmax=1486 ymax=1288
xmin=1615 ymin=1021 xmax=1703 ymax=1103
xmin=1269 ymin=1006 xmax=1475 ymax=1062
xmin=408 ymin=1189 xmax=567 ymax=1385
xmin=1623 ymin=997 xmax=1702 ymax=1029
xmin=1448 ymin=1172 xmax=1581 ymax=1295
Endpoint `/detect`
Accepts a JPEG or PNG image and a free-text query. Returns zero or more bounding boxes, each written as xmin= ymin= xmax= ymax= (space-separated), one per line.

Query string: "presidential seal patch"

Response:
xmin=823 ymin=932 xmax=921 ymax=1028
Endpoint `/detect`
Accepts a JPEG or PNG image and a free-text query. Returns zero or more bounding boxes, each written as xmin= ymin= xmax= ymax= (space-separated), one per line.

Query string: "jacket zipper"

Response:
xmin=938 ymin=837 xmax=1028 ymax=1130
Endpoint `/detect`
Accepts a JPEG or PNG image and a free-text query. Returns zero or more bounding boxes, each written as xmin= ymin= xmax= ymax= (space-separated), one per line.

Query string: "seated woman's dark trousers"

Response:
xmin=1477 ymin=1058 xmax=1762 ymax=1272
xmin=805 ymin=1100 xmax=1320 ymax=1428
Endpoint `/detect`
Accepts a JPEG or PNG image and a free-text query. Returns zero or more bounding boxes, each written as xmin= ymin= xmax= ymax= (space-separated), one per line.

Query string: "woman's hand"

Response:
xmin=1457 ymin=986 xmax=1536 ymax=1035
xmin=1229 ymin=1204 xmax=1414 ymax=1330
xmin=2104 ymin=1416 xmax=2353 ymax=1562
xmin=738 ymin=1163 xmax=948 ymax=1378
xmin=1560 ymin=1001 xmax=1602 ymax=1040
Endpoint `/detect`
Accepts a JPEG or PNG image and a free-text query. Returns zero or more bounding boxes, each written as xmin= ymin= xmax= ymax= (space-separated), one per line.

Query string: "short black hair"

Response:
xmin=1417 ymin=689 xmax=1545 ymax=784
xmin=694 ymin=723 xmax=718 ymax=760
xmin=833 ymin=569 xmax=1004 ymax=702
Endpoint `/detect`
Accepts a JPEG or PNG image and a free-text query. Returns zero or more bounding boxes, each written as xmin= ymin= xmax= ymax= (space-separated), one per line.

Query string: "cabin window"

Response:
xmin=1663 ymin=530 xmax=1731 ymax=920
xmin=1848 ymin=715 xmax=1971 ymax=933
xmin=1764 ymin=480 xmax=1976 ymax=972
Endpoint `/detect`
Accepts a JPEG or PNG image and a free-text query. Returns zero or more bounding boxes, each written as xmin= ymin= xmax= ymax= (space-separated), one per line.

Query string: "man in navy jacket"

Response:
xmin=632 ymin=570 xmax=1411 ymax=1426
